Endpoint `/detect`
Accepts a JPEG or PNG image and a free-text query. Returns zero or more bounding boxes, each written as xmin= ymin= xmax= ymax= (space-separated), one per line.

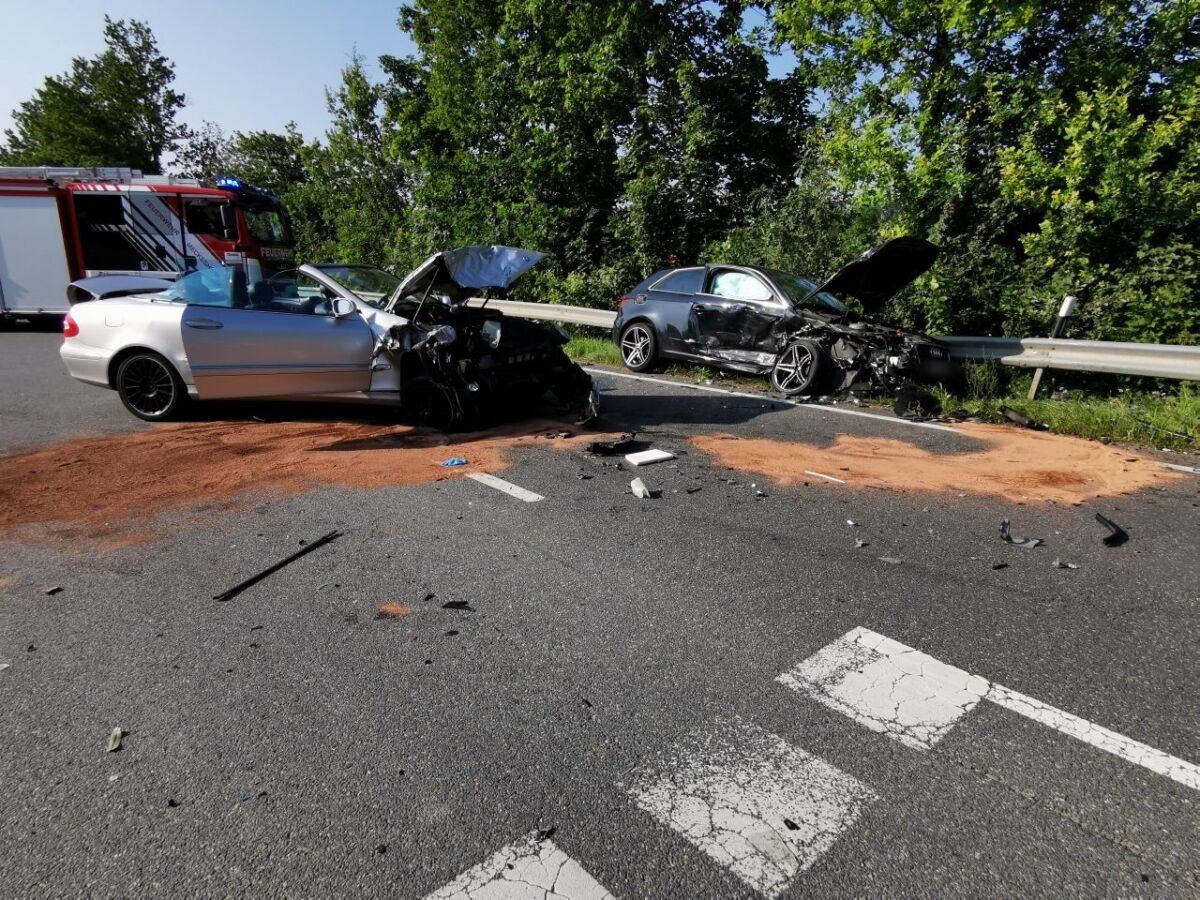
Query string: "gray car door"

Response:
xmin=177 ymin=269 xmax=374 ymax=399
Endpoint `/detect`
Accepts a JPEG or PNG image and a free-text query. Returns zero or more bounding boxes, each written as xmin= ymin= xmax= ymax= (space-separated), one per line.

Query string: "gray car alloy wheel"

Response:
xmin=771 ymin=340 xmax=822 ymax=396
xmin=620 ymin=323 xmax=655 ymax=371
xmin=117 ymin=353 xmax=182 ymax=420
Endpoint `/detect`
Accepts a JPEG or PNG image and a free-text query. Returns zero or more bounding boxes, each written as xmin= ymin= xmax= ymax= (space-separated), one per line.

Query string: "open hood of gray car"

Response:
xmin=392 ymin=245 xmax=547 ymax=304
xmin=811 ymin=237 xmax=939 ymax=312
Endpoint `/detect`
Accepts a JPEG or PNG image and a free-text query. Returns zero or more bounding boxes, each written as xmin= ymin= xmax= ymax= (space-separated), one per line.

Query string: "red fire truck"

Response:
xmin=0 ymin=166 xmax=295 ymax=320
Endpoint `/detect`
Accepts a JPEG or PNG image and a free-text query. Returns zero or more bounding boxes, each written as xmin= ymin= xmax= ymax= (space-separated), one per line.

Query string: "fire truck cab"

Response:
xmin=0 ymin=166 xmax=294 ymax=320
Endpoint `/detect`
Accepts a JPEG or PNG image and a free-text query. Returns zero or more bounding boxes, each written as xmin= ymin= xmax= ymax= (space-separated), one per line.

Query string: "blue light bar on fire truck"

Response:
xmin=215 ymin=175 xmax=243 ymax=190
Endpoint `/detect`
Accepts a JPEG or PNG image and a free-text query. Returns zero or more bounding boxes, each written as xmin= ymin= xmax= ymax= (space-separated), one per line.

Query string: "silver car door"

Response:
xmin=180 ymin=303 xmax=374 ymax=400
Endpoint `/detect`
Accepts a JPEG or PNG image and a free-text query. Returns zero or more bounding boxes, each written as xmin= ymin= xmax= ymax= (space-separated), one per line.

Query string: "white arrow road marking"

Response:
xmin=623 ymin=717 xmax=877 ymax=898
xmin=585 ymin=366 xmax=961 ymax=434
xmin=425 ymin=831 xmax=613 ymax=900
xmin=778 ymin=627 xmax=1200 ymax=791
xmin=466 ymin=472 xmax=544 ymax=503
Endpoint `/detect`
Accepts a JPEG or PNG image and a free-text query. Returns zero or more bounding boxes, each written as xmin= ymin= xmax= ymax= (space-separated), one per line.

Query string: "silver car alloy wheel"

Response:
xmin=119 ymin=356 xmax=177 ymax=418
xmin=772 ymin=343 xmax=816 ymax=393
xmin=621 ymin=324 xmax=653 ymax=368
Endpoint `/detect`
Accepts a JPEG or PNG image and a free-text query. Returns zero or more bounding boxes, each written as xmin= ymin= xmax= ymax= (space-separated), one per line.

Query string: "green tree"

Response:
xmin=769 ymin=0 xmax=1200 ymax=342
xmin=0 ymin=17 xmax=188 ymax=173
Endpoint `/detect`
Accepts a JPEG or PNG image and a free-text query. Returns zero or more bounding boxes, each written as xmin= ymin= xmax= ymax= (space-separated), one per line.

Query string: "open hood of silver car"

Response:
xmin=810 ymin=236 xmax=939 ymax=312
xmin=392 ymin=245 xmax=547 ymax=304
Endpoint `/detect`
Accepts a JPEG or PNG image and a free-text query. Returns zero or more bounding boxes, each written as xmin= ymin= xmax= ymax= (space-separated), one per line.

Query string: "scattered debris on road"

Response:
xmin=587 ymin=433 xmax=636 ymax=455
xmin=630 ymin=477 xmax=657 ymax=499
xmin=213 ymin=530 xmax=343 ymax=602
xmin=442 ymin=600 xmax=475 ymax=611
xmin=804 ymin=470 xmax=846 ymax=484
xmin=1000 ymin=406 xmax=1049 ymax=431
xmin=1095 ymin=513 xmax=1130 ymax=547
xmin=894 ymin=385 xmax=942 ymax=419
xmin=439 ymin=457 xmax=468 ymax=467
xmin=0 ymin=663 xmax=9 ymax=673
xmin=107 ymin=727 xmax=124 ymax=753
xmin=846 ymin=520 xmax=859 ymax=527
xmin=375 ymin=602 xmax=412 ymax=620
xmin=992 ymin=562 xmax=1009 ymax=570
xmin=879 ymin=556 xmax=902 ymax=565
xmin=854 ymin=539 xmax=869 ymax=548
xmin=1000 ymin=519 xmax=1043 ymax=548
xmin=43 ymin=586 xmax=62 ymax=596
xmin=1052 ymin=559 xmax=1080 ymax=569
xmin=625 ymin=448 xmax=675 ymax=466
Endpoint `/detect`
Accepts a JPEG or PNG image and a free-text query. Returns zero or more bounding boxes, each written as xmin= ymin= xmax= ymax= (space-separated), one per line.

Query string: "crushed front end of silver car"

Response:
xmin=378 ymin=246 xmax=598 ymax=430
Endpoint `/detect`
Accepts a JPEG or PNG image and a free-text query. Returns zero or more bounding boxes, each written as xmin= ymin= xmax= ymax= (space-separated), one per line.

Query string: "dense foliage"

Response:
xmin=4 ymin=4 xmax=1197 ymax=343
xmin=0 ymin=18 xmax=187 ymax=174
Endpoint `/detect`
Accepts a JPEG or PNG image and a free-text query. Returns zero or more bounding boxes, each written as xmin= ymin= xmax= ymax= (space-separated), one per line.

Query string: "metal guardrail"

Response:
xmin=938 ymin=336 xmax=1200 ymax=380
xmin=476 ymin=299 xmax=1200 ymax=381
xmin=468 ymin=298 xmax=616 ymax=329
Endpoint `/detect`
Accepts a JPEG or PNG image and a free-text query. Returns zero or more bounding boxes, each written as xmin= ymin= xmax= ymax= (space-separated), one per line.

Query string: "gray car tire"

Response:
xmin=115 ymin=352 xmax=187 ymax=421
xmin=619 ymin=322 xmax=658 ymax=372
xmin=771 ymin=339 xmax=824 ymax=396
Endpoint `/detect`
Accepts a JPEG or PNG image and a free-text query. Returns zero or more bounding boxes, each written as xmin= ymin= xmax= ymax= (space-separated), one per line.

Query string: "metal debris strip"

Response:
xmin=804 ymin=470 xmax=847 ymax=484
xmin=878 ymin=556 xmax=902 ymax=565
xmin=1134 ymin=417 xmax=1195 ymax=442
xmin=1052 ymin=559 xmax=1080 ymax=569
xmin=213 ymin=530 xmax=343 ymax=602
xmin=1095 ymin=513 xmax=1130 ymax=547
xmin=1000 ymin=518 xmax=1043 ymax=548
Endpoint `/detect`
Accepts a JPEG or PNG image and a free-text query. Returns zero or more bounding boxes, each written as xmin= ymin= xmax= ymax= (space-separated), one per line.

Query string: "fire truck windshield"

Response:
xmin=242 ymin=197 xmax=291 ymax=246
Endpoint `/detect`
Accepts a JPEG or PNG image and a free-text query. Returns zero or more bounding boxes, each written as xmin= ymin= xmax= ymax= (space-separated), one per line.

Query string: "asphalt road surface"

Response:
xmin=1 ymin=330 xmax=1198 ymax=897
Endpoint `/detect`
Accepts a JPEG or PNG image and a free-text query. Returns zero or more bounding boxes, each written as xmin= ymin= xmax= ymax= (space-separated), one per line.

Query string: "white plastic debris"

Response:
xmin=107 ymin=727 xmax=123 ymax=753
xmin=847 ymin=520 xmax=859 ymax=527
xmin=626 ymin=448 xmax=675 ymax=466
xmin=1052 ymin=559 xmax=1080 ymax=570
xmin=804 ymin=470 xmax=846 ymax=484
xmin=0 ymin=663 xmax=9 ymax=673
xmin=630 ymin=478 xmax=652 ymax=499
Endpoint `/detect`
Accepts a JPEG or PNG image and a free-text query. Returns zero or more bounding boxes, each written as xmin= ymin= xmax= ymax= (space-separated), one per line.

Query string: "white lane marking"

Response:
xmin=624 ymin=717 xmax=877 ymax=897
xmin=803 ymin=470 xmax=847 ymax=484
xmin=779 ymin=627 xmax=1200 ymax=791
xmin=987 ymin=684 xmax=1200 ymax=791
xmin=466 ymin=472 xmax=544 ymax=503
xmin=584 ymin=366 xmax=961 ymax=433
xmin=777 ymin=626 xmax=988 ymax=750
xmin=425 ymin=832 xmax=614 ymax=900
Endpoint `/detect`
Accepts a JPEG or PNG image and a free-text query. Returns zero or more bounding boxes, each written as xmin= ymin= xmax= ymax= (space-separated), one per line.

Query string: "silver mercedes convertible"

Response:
xmin=60 ymin=246 xmax=598 ymax=430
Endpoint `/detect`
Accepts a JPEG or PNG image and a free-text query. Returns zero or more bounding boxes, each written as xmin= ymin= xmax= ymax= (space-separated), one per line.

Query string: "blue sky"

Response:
xmin=0 ymin=0 xmax=416 ymax=141
xmin=1 ymin=2 xmax=798 ymax=144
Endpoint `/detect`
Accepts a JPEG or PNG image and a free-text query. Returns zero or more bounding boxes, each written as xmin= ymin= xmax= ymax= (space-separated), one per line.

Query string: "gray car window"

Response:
xmin=709 ymin=270 xmax=774 ymax=302
xmin=164 ymin=267 xmax=237 ymax=307
xmin=654 ymin=268 xmax=703 ymax=294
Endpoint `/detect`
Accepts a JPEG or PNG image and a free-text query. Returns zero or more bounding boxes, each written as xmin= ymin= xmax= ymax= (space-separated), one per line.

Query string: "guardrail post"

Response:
xmin=1028 ymin=295 xmax=1077 ymax=400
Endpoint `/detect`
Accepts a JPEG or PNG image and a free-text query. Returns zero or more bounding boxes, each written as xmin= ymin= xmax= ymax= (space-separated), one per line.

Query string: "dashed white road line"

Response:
xmin=623 ymin=717 xmax=877 ymax=898
xmin=778 ymin=626 xmax=1200 ymax=791
xmin=585 ymin=366 xmax=961 ymax=433
xmin=466 ymin=472 xmax=544 ymax=503
xmin=425 ymin=831 xmax=613 ymax=900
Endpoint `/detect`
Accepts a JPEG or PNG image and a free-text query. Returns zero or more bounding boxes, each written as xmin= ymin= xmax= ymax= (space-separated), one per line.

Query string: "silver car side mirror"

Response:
xmin=331 ymin=298 xmax=356 ymax=318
